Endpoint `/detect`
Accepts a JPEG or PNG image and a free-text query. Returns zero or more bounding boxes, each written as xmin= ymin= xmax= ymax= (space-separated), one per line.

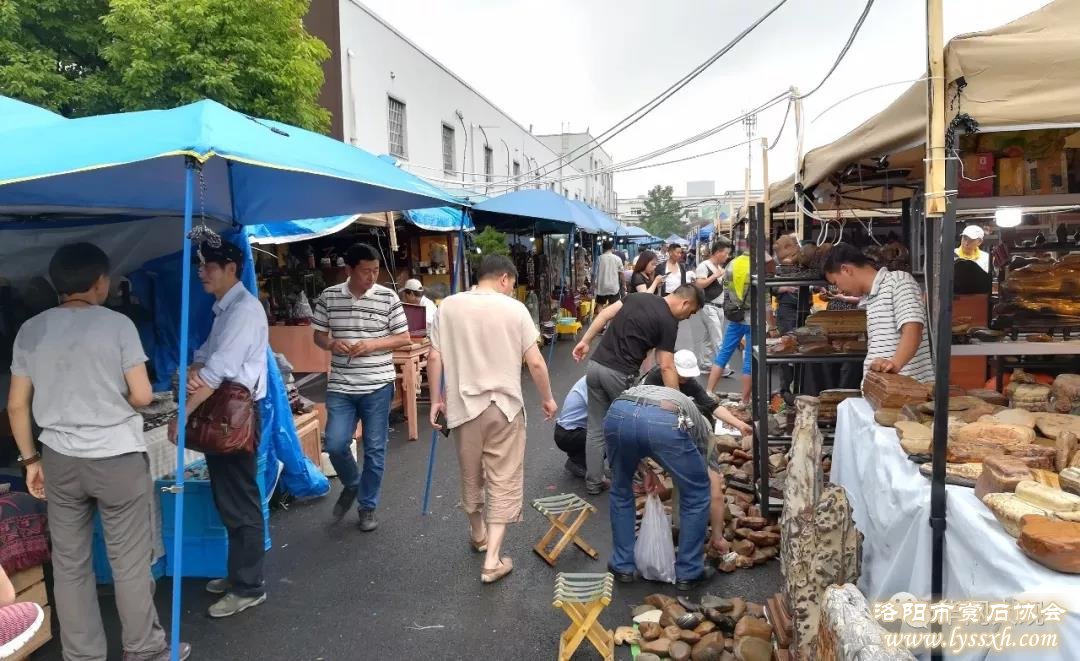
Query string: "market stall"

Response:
xmin=0 ymin=98 xmax=460 ymax=659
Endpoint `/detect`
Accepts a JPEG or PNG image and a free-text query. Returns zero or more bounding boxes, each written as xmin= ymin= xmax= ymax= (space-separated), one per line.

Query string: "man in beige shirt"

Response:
xmin=428 ymin=255 xmax=558 ymax=584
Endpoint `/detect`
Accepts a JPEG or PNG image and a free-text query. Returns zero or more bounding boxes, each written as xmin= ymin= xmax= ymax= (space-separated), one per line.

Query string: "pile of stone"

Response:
xmin=616 ymin=593 xmax=775 ymax=661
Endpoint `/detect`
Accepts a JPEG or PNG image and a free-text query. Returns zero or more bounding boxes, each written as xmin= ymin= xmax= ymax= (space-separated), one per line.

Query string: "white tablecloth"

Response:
xmin=833 ymin=398 xmax=1080 ymax=660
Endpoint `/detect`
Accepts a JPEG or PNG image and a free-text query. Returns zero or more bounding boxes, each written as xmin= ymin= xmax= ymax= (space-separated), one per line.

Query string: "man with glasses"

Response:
xmin=312 ymin=243 xmax=412 ymax=531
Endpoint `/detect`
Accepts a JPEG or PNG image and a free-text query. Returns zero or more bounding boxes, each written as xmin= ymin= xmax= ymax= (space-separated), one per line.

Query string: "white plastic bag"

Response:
xmin=634 ymin=493 xmax=677 ymax=583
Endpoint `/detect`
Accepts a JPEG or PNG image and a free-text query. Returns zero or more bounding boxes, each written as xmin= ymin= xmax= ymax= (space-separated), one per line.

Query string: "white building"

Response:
xmin=305 ymin=1 xmax=615 ymax=208
xmin=535 ymin=131 xmax=617 ymax=213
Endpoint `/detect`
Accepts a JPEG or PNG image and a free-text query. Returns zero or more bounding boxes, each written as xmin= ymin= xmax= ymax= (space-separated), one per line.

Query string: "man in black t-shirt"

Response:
xmin=572 ymin=285 xmax=704 ymax=494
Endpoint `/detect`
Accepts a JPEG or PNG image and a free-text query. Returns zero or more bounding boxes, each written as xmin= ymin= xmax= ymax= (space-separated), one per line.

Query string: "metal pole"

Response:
xmin=548 ymin=229 xmax=572 ymax=363
xmin=421 ymin=215 xmax=467 ymax=514
xmin=750 ymin=204 xmax=770 ymax=509
xmin=928 ymin=158 xmax=957 ymax=660
xmin=169 ymin=159 xmax=197 ymax=661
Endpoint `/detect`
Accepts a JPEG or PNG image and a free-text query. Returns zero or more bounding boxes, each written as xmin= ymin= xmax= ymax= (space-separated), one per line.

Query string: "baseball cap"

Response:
xmin=961 ymin=225 xmax=985 ymax=240
xmin=401 ymin=278 xmax=424 ymax=293
xmin=673 ymin=350 xmax=700 ymax=378
xmin=197 ymin=241 xmax=243 ymax=267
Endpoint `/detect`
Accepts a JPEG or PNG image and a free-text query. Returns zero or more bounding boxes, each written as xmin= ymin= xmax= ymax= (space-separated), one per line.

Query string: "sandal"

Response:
xmin=470 ymin=535 xmax=488 ymax=553
xmin=480 ymin=557 xmax=513 ymax=584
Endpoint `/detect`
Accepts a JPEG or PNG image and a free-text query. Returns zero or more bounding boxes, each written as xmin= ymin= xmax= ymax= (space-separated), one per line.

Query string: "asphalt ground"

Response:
xmin=38 ymin=312 xmax=781 ymax=660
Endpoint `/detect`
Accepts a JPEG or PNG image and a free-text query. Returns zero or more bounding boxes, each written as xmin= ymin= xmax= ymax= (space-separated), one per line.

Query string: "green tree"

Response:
xmin=0 ymin=0 xmax=331 ymax=132
xmin=640 ymin=185 xmax=685 ymax=239
xmin=469 ymin=226 xmax=509 ymax=270
xmin=0 ymin=0 xmax=112 ymax=116
xmin=103 ymin=0 xmax=330 ymax=132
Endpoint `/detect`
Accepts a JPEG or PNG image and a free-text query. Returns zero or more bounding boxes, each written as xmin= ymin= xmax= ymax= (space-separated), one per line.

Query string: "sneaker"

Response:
xmin=205 ymin=578 xmax=230 ymax=595
xmin=676 ymin=566 xmax=717 ymax=592
xmin=208 ymin=593 xmax=267 ymax=619
xmin=0 ymin=602 xmax=44 ymax=658
xmin=358 ymin=508 xmax=378 ymax=532
xmin=585 ymin=478 xmax=611 ymax=496
xmin=123 ymin=642 xmax=192 ymax=661
xmin=332 ymin=486 xmax=358 ymax=520
xmin=721 ymin=368 xmax=736 ymax=378
xmin=564 ymin=459 xmax=587 ymax=479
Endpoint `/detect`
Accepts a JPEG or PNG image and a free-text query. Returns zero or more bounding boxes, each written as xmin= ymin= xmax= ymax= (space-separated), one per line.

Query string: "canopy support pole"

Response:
xmin=421 ymin=218 xmax=467 ymax=514
xmin=169 ymin=159 xmax=197 ymax=661
xmin=548 ymin=230 xmax=572 ymax=363
xmin=928 ymin=157 xmax=957 ymax=660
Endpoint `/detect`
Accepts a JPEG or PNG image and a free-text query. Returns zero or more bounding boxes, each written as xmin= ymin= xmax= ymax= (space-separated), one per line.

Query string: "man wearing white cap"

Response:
xmin=400 ymin=278 xmax=437 ymax=326
xmin=642 ymin=351 xmax=752 ymax=432
xmin=956 ymin=225 xmax=989 ymax=272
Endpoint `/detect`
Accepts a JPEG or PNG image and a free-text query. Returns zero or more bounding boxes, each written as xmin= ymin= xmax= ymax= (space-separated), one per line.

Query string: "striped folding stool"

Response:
xmin=531 ymin=493 xmax=599 ymax=566
xmin=553 ymin=572 xmax=614 ymax=661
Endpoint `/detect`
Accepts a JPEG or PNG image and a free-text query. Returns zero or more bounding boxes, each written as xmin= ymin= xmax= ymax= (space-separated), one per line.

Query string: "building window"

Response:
xmin=484 ymin=146 xmax=494 ymax=182
xmin=387 ymin=96 xmax=407 ymax=158
xmin=513 ymin=160 xmax=521 ymax=179
xmin=441 ymin=124 xmax=455 ymax=175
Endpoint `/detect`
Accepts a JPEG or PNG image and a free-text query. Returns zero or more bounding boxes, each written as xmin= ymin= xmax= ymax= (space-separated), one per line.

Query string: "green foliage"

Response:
xmin=0 ymin=0 xmax=331 ymax=132
xmin=474 ymin=226 xmax=509 ymax=257
xmin=641 ymin=184 xmax=685 ymax=239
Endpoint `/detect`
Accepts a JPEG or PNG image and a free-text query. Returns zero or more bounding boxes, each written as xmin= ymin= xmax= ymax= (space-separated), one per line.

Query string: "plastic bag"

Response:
xmin=634 ymin=493 xmax=677 ymax=583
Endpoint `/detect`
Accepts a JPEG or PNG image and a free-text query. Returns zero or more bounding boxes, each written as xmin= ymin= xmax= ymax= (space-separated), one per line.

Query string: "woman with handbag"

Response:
xmin=181 ymin=242 xmax=269 ymax=619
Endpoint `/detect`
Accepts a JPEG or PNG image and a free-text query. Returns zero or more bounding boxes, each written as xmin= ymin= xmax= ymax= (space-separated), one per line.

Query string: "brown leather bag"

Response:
xmin=184 ymin=382 xmax=257 ymax=454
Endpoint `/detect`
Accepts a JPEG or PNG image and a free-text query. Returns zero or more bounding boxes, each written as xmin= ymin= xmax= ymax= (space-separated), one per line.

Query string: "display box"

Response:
xmin=958 ymin=152 xmax=994 ymax=197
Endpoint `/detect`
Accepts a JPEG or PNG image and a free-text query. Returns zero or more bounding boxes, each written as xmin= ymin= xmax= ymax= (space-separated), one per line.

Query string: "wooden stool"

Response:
xmin=553 ymin=572 xmax=614 ymax=661
xmin=532 ymin=493 xmax=599 ymax=566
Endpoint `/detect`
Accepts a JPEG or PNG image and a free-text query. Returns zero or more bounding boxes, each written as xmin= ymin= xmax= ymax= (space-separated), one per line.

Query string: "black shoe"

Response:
xmin=358 ymin=508 xmax=378 ymax=532
xmin=676 ymin=566 xmax=717 ymax=592
xmin=608 ymin=566 xmax=636 ymax=584
xmin=333 ymin=486 xmax=358 ymax=520
xmin=564 ymin=459 xmax=587 ymax=478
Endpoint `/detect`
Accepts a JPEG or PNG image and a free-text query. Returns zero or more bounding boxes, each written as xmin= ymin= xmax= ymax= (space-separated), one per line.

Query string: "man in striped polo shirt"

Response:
xmin=312 ymin=243 xmax=412 ymax=531
xmin=823 ymin=244 xmax=934 ymax=383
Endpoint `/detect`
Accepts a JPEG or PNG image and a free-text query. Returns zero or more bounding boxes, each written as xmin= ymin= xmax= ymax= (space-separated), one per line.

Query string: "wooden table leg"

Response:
xmin=405 ymin=356 xmax=419 ymax=441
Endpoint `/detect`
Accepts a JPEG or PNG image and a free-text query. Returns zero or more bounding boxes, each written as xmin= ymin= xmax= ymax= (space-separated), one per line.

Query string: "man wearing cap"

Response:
xmin=956 ymin=225 xmax=989 ymax=272
xmin=186 ymin=241 xmax=270 ymax=618
xmin=312 ymin=243 xmax=412 ymax=532
xmin=400 ymin=278 xmax=437 ymax=327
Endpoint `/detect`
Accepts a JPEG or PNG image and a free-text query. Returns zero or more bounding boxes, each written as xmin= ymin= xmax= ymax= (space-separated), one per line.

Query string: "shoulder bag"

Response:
xmin=183 ymin=381 xmax=257 ymax=454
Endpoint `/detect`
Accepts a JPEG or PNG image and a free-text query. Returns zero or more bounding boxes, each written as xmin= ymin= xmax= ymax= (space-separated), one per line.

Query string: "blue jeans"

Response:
xmin=325 ymin=383 xmax=394 ymax=510
xmin=714 ymin=320 xmax=752 ymax=375
xmin=603 ymin=399 xmax=710 ymax=582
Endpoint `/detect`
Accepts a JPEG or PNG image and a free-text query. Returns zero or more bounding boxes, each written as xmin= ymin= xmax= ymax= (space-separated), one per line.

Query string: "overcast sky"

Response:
xmin=359 ymin=0 xmax=1052 ymax=198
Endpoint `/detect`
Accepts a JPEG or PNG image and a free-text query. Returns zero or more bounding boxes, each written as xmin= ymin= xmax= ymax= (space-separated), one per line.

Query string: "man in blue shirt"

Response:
xmin=554 ymin=377 xmax=588 ymax=478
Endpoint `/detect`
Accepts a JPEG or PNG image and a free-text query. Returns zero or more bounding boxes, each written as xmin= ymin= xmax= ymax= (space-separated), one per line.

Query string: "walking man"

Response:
xmin=9 ymin=242 xmax=189 ymax=658
xmin=313 ymin=243 xmax=412 ymax=531
xmin=655 ymin=242 xmax=692 ymax=296
xmin=694 ymin=238 xmax=733 ymax=371
xmin=572 ymin=285 xmax=704 ymax=494
xmin=186 ymin=241 xmax=269 ymax=618
xmin=594 ymin=240 xmax=623 ymax=311
xmin=428 ymin=256 xmax=558 ymax=584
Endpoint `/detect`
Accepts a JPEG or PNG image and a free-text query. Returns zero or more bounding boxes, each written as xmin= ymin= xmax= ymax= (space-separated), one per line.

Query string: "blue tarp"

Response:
xmin=473 ymin=189 xmax=588 ymax=234
xmin=1 ymin=95 xmax=64 ymax=131
xmin=0 ymin=99 xmax=459 ymax=224
xmin=403 ymin=206 xmax=475 ymax=232
xmin=245 ymin=215 xmax=359 ymax=244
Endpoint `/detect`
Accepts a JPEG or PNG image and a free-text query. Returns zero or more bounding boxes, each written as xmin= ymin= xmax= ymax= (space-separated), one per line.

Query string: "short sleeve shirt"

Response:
xmin=11 ymin=306 xmax=148 ymax=458
xmin=430 ymin=290 xmax=540 ymax=427
xmin=629 ymin=271 xmax=651 ymax=293
xmin=864 ymin=268 xmax=934 ymax=383
xmin=311 ymin=281 xmax=409 ymax=394
xmin=591 ymin=293 xmax=678 ymax=375
xmin=595 ymin=253 xmax=623 ymax=296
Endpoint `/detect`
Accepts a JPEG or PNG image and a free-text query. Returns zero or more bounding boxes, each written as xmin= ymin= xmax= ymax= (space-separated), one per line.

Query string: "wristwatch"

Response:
xmin=17 ymin=452 xmax=41 ymax=467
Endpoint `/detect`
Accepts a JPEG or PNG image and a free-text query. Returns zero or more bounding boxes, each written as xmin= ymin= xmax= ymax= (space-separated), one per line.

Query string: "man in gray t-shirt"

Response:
xmin=8 ymin=243 xmax=187 ymax=660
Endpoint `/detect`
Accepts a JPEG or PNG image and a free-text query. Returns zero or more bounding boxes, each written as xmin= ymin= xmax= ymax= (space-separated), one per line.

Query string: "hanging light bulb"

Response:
xmin=995 ymin=207 xmax=1022 ymax=228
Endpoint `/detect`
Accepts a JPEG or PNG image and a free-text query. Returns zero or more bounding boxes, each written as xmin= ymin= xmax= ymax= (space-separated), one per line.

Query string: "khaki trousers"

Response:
xmin=454 ymin=404 xmax=526 ymax=524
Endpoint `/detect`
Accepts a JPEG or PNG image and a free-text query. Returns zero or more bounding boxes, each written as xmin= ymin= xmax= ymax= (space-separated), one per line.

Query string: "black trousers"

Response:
xmin=205 ymin=448 xmax=265 ymax=598
xmin=776 ymin=300 xmax=799 ymax=394
xmin=554 ymin=424 xmax=586 ymax=467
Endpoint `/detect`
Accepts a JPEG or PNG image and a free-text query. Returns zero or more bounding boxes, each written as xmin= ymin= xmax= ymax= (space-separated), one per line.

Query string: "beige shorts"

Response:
xmin=454 ymin=404 xmax=526 ymax=524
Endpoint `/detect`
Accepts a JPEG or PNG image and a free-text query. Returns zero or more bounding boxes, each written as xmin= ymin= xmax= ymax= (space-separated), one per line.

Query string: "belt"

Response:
xmin=616 ymin=396 xmax=680 ymax=413
xmin=706 ymin=301 xmax=724 ymax=309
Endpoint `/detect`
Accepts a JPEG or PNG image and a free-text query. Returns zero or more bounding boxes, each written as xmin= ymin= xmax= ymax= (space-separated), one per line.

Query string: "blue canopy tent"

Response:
xmin=1 ymin=95 xmax=65 ymax=130
xmin=0 ymin=99 xmax=461 ymax=659
xmin=245 ymin=215 xmax=360 ymax=244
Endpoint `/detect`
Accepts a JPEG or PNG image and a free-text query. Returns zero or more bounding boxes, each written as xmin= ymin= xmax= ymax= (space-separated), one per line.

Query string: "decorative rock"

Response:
xmin=614 ymin=626 xmax=640 ymax=646
xmin=690 ymin=632 xmax=726 ymax=661
xmin=750 ymin=549 xmax=772 ymax=565
xmin=670 ymin=640 xmax=693 ymax=661
xmin=640 ymin=636 xmax=672 ymax=656
xmin=732 ymin=539 xmax=755 ymax=557
xmin=640 ymin=621 xmax=663 ymax=640
xmin=718 ymin=557 xmax=738 ymax=573
xmin=735 ymin=516 xmax=768 ymax=531
xmin=727 ymin=597 xmax=746 ymax=620
xmin=636 ymin=654 xmax=662 ymax=661
xmin=1018 ymin=515 xmax=1080 ymax=573
xmin=734 ymin=555 xmax=755 ymax=569
xmin=746 ymin=603 xmax=765 ymax=618
xmin=680 ymin=629 xmax=702 ymax=644
xmin=633 ymin=603 xmax=660 ymax=617
xmin=733 ymin=636 xmax=772 ymax=661
xmin=663 ymin=624 xmax=685 ymax=640
xmin=733 ymin=527 xmax=755 ymax=540
xmin=660 ymin=604 xmax=689 ymax=628
xmin=694 ymin=620 xmax=718 ymax=635
xmin=1062 ymin=467 xmax=1080 ymax=496
xmin=646 ymin=593 xmax=679 ymax=609
xmin=734 ymin=615 xmax=772 ymax=641
xmin=1057 ymin=430 xmax=1079 ymax=471
xmin=676 ymin=612 xmax=705 ymax=629
xmin=634 ymin=609 xmax=663 ymax=624
xmin=744 ymin=530 xmax=780 ymax=546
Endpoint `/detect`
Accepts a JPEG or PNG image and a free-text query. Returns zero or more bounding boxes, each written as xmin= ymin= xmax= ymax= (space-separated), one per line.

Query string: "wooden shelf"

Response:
xmin=950 ymin=340 xmax=1080 ymax=356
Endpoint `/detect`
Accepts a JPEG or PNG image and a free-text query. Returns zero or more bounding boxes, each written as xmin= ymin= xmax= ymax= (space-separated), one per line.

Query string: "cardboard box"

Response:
xmin=1035 ymin=153 xmax=1067 ymax=194
xmin=9 ymin=565 xmax=43 ymax=594
xmin=997 ymin=157 xmax=1026 ymax=196
xmin=15 ymin=580 xmax=46 ymax=608
xmin=958 ymin=152 xmax=994 ymax=197
xmin=293 ymin=411 xmax=322 ymax=466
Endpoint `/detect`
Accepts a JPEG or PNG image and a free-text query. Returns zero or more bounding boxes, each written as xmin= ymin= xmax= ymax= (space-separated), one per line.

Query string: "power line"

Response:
xmin=797 ymin=0 xmax=876 ymax=99
xmin=515 ymin=0 xmax=792 ymax=183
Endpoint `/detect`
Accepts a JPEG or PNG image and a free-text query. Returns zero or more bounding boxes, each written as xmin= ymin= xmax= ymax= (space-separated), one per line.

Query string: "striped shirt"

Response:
xmin=311 ymin=281 xmax=409 ymax=394
xmin=864 ymin=268 xmax=934 ymax=383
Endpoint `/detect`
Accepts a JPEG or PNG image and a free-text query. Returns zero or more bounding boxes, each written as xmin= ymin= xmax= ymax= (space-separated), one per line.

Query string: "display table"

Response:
xmin=832 ymin=398 xmax=1080 ymax=660
xmin=268 ymin=325 xmax=329 ymax=374
xmin=393 ymin=339 xmax=429 ymax=442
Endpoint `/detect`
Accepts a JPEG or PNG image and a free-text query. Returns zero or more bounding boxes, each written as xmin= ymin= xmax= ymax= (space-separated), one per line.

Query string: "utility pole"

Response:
xmin=925 ymin=0 xmax=947 ymax=216
xmin=742 ymin=111 xmax=757 ymax=241
xmin=761 ymin=137 xmax=771 ymax=242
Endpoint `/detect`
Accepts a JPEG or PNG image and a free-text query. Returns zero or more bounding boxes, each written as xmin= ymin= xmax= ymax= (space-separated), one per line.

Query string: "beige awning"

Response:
xmin=770 ymin=0 xmax=1080 ymax=209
